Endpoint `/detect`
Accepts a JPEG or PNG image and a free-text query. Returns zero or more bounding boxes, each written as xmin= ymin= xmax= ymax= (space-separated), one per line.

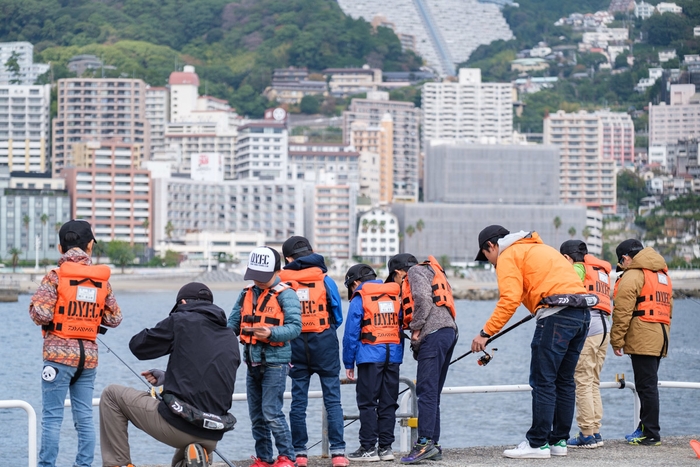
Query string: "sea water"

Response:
xmin=1 ymin=292 xmax=699 ymax=465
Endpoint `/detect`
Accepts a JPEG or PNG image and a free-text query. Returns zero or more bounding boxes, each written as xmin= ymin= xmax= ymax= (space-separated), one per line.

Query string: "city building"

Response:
xmin=169 ymin=66 xmax=200 ymax=122
xmin=582 ymin=28 xmax=628 ymax=47
xmin=695 ymin=26 xmax=700 ymax=37
xmin=155 ymin=230 xmax=266 ymax=264
xmin=424 ymin=142 xmax=560 ymax=205
xmin=0 ymin=42 xmax=49 ymax=85
xmin=356 ymin=208 xmax=400 ymax=264
xmin=510 ymin=58 xmax=549 ymax=72
xmin=349 ymin=114 xmax=394 ymax=203
xmin=634 ymin=1 xmax=655 ymax=18
xmin=51 ymin=78 xmax=150 ymax=176
xmin=659 ymin=50 xmax=677 ymax=63
xmin=655 ymin=2 xmax=682 ymax=14
xmin=343 ymin=91 xmax=420 ymax=202
xmin=649 ymin=84 xmax=700 ymax=145
xmin=422 ymin=68 xmax=513 ymax=145
xmin=324 ymin=67 xmax=383 ymax=97
xmin=544 ymin=110 xmax=630 ymax=213
xmin=234 ymin=119 xmax=288 ymax=180
xmin=263 ymin=67 xmax=327 ymax=104
xmin=62 ymin=139 xmax=151 ymax=246
xmin=0 ymin=84 xmax=51 ymax=173
xmin=287 ymin=141 xmax=360 ymax=185
xmin=67 ymin=54 xmax=116 ymax=77
xmin=309 ymin=177 xmax=358 ymax=260
xmin=145 ymin=86 xmax=169 ymax=158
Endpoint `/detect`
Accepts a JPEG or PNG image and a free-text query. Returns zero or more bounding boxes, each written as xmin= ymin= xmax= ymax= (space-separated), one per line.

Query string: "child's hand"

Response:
xmin=251 ymin=327 xmax=272 ymax=340
xmin=346 ymin=369 xmax=355 ymax=381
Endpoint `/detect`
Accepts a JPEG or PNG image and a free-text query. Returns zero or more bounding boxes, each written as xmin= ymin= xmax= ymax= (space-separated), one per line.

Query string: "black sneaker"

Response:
xmin=400 ymin=438 xmax=439 ymax=464
xmin=348 ymin=446 xmax=380 ymax=462
xmin=428 ymin=443 xmax=442 ymax=461
xmin=629 ymin=435 xmax=661 ymax=446
xmin=378 ymin=446 xmax=395 ymax=461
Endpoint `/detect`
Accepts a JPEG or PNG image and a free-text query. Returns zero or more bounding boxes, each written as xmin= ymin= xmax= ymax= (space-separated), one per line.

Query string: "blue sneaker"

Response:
xmin=594 ymin=433 xmax=603 ymax=447
xmin=625 ymin=426 xmax=643 ymax=442
xmin=400 ymin=438 xmax=439 ymax=464
xmin=567 ymin=432 xmax=597 ymax=448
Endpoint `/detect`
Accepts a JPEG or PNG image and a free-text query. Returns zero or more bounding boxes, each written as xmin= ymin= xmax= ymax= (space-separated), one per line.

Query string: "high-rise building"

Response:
xmin=0 ymin=42 xmax=49 ymax=85
xmin=649 ymin=84 xmax=700 ymax=146
xmin=349 ymin=114 xmax=394 ymax=203
xmin=145 ymin=86 xmax=169 ymax=158
xmin=343 ymin=91 xmax=420 ymax=202
xmin=0 ymin=84 xmax=51 ymax=173
xmin=422 ymin=68 xmax=513 ymax=145
xmin=51 ymin=78 xmax=150 ymax=176
xmin=169 ymin=66 xmax=199 ymax=122
xmin=62 ymin=139 xmax=151 ymax=246
xmin=544 ymin=110 xmax=624 ymax=213
xmin=234 ymin=120 xmax=288 ymax=180
xmin=310 ymin=176 xmax=358 ymax=260
xmin=287 ymin=142 xmax=359 ymax=184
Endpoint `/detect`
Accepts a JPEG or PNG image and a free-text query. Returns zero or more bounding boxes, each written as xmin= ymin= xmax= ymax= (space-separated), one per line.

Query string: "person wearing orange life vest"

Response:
xmin=387 ymin=253 xmax=457 ymax=464
xmin=228 ymin=247 xmax=301 ymax=467
xmin=612 ymin=239 xmax=673 ymax=447
xmin=342 ymin=264 xmax=404 ymax=463
xmin=29 ymin=219 xmax=123 ymax=467
xmin=278 ymin=236 xmax=348 ymax=467
xmin=559 ymin=240 xmax=612 ymax=449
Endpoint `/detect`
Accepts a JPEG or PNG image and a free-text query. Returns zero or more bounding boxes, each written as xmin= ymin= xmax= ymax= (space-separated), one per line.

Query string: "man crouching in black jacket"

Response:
xmin=99 ymin=282 xmax=240 ymax=467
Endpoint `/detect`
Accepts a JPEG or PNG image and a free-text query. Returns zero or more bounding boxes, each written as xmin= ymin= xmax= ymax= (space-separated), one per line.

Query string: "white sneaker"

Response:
xmin=503 ymin=441 xmax=551 ymax=459
xmin=550 ymin=439 xmax=567 ymax=456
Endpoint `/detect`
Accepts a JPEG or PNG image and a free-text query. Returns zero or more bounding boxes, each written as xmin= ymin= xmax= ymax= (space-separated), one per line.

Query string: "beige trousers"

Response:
xmin=99 ymin=384 xmax=218 ymax=467
xmin=574 ymin=332 xmax=610 ymax=436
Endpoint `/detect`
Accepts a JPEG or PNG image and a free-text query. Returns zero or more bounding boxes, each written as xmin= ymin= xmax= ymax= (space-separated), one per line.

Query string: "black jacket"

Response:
xmin=130 ymin=301 xmax=240 ymax=440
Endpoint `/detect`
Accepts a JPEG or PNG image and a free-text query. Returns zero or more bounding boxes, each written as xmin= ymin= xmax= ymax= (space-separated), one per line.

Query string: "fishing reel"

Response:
xmin=477 ymin=348 xmax=497 ymax=366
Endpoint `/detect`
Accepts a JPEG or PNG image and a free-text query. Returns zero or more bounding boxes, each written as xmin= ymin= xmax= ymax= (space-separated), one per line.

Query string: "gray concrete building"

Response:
xmin=391 ymin=202 xmax=588 ymax=262
xmin=425 ymin=141 xmax=560 ymax=204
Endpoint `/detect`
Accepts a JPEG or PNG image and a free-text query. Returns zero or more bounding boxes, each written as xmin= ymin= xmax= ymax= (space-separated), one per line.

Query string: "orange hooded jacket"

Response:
xmin=483 ymin=232 xmax=587 ymax=337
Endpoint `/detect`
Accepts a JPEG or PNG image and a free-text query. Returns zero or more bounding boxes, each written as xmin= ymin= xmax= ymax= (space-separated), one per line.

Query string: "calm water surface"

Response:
xmin=1 ymin=292 xmax=699 ymax=465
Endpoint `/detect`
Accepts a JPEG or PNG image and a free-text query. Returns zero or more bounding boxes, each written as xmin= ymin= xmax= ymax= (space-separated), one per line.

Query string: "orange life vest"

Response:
xmin=239 ymin=283 xmax=289 ymax=346
xmin=353 ymin=282 xmax=401 ymax=345
xmin=582 ymin=254 xmax=612 ymax=315
xmin=278 ymin=267 xmax=330 ymax=333
xmin=634 ymin=268 xmax=672 ymax=325
xmin=401 ymin=256 xmax=456 ymax=327
xmin=47 ymin=262 xmax=111 ymax=341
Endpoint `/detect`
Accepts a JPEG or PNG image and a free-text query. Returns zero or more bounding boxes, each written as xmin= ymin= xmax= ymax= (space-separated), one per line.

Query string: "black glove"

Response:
xmin=148 ymin=368 xmax=166 ymax=386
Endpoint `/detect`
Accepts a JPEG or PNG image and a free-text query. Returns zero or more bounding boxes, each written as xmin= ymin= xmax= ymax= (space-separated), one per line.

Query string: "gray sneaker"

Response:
xmin=378 ymin=446 xmax=395 ymax=461
xmin=348 ymin=446 xmax=380 ymax=462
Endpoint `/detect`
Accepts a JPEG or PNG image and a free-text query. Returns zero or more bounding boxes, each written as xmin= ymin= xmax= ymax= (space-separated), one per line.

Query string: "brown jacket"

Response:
xmin=610 ymin=247 xmax=672 ymax=357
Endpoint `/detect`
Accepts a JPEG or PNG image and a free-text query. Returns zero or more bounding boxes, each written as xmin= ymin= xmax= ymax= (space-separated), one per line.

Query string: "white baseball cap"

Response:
xmin=244 ymin=247 xmax=281 ymax=282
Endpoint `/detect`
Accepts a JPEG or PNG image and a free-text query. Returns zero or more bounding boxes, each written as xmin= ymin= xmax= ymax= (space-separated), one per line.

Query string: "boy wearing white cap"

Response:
xmin=228 ymin=247 xmax=302 ymax=467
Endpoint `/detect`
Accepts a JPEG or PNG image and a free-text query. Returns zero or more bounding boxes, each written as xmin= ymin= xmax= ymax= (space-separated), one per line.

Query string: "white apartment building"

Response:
xmin=51 ymin=78 xmax=150 ymax=176
xmin=648 ymin=145 xmax=668 ymax=168
xmin=155 ymin=230 xmax=266 ymax=263
xmin=544 ymin=110 xmax=624 ymax=214
xmin=311 ymin=178 xmax=358 ymax=260
xmin=659 ymin=50 xmax=677 ymax=63
xmin=287 ymin=142 xmax=360 ymax=185
xmin=634 ymin=1 xmax=655 ymax=19
xmin=324 ymin=67 xmax=382 ymax=97
xmin=582 ymin=28 xmax=628 ymax=47
xmin=343 ymin=92 xmax=420 ymax=202
xmin=649 ymin=84 xmax=700 ymax=145
xmin=0 ymin=42 xmax=49 ymax=85
xmin=585 ymin=209 xmax=604 ymax=257
xmin=234 ymin=121 xmax=288 ymax=180
xmin=356 ymin=208 xmax=400 ymax=264
xmin=656 ymin=2 xmax=682 ymax=14
xmin=422 ymin=68 xmax=513 ymax=145
xmin=145 ymin=86 xmax=169 ymax=158
xmin=0 ymin=84 xmax=51 ymax=173
xmin=695 ymin=26 xmax=700 ymax=37
xmin=152 ymin=177 xmax=305 ymax=246
xmin=169 ymin=66 xmax=199 ymax=122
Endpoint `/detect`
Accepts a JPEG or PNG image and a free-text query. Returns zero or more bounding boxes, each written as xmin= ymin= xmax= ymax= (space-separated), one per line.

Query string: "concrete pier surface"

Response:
xmin=138 ymin=435 xmax=700 ymax=466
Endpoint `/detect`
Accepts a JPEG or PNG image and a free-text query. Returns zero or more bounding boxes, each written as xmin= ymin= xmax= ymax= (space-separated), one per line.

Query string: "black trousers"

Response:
xmin=630 ymin=354 xmax=661 ymax=439
xmin=356 ymin=361 xmax=400 ymax=450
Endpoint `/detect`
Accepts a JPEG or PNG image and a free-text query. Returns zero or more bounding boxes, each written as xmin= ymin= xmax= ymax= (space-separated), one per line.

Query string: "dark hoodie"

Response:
xmin=283 ymin=253 xmax=344 ymax=375
xmin=130 ymin=302 xmax=240 ymax=440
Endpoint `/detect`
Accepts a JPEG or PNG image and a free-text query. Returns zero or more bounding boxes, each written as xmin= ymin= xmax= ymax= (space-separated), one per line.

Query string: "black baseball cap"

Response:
xmin=475 ymin=225 xmax=510 ymax=262
xmin=59 ymin=219 xmax=96 ymax=252
xmin=282 ymin=236 xmax=313 ymax=261
xmin=344 ymin=264 xmax=377 ymax=299
xmin=560 ymin=240 xmax=588 ymax=257
xmin=616 ymin=239 xmax=643 ymax=263
xmin=171 ymin=282 xmax=213 ymax=313
xmin=386 ymin=253 xmax=418 ymax=282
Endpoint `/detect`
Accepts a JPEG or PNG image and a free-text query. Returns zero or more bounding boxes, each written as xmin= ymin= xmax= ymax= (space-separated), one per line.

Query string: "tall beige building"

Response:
xmin=145 ymin=86 xmax=169 ymax=158
xmin=350 ymin=113 xmax=394 ymax=203
xmin=649 ymin=84 xmax=700 ymax=145
xmin=52 ymin=78 xmax=150 ymax=176
xmin=544 ymin=110 xmax=621 ymax=214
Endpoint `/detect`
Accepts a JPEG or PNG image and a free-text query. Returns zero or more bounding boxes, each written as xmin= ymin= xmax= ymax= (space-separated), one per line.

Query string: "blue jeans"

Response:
xmin=290 ymin=371 xmax=346 ymax=456
xmin=39 ymin=361 xmax=96 ymax=467
xmin=527 ymin=308 xmax=590 ymax=448
xmin=247 ymin=364 xmax=295 ymax=463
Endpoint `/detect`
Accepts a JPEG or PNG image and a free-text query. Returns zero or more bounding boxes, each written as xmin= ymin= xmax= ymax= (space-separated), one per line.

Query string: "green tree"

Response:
xmin=93 ymin=240 xmax=107 ymax=264
xmin=416 ymin=219 xmax=425 ymax=233
xmin=553 ymin=216 xmax=562 ymax=236
xmin=22 ymin=215 xmax=31 ymax=260
xmin=618 ymin=170 xmax=647 ymax=213
xmin=582 ymin=226 xmax=591 ymax=239
xmin=165 ymin=221 xmax=174 ymax=241
xmin=299 ymin=94 xmax=322 ymax=114
xmin=5 ymin=51 xmax=21 ymax=84
xmin=643 ymin=12 xmax=691 ymax=46
xmin=405 ymin=225 xmax=415 ymax=238
xmin=568 ymin=226 xmax=576 ymax=238
xmin=107 ymin=240 xmax=135 ymax=273
xmin=163 ymin=250 xmax=181 ymax=267
xmin=9 ymin=247 xmax=21 ymax=272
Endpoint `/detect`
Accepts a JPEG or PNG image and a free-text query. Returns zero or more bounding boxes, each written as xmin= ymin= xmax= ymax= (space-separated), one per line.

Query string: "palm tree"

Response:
xmin=9 ymin=247 xmax=21 ymax=272
xmin=553 ymin=216 xmax=562 ymax=241
xmin=93 ymin=240 xmax=107 ymax=264
xmin=582 ymin=226 xmax=592 ymax=239
xmin=165 ymin=221 xmax=174 ymax=242
xmin=361 ymin=218 xmax=369 ymax=233
xmin=405 ymin=225 xmax=415 ymax=238
xmin=568 ymin=226 xmax=576 ymax=238
xmin=416 ymin=219 xmax=425 ymax=233
xmin=398 ymin=231 xmax=405 ymax=253
xmin=22 ymin=215 xmax=30 ymax=260
xmin=39 ymin=214 xmax=49 ymax=260
xmin=54 ymin=222 xmax=62 ymax=234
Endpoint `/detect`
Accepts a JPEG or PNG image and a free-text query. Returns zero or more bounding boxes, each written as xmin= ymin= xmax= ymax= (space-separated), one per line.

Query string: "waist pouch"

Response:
xmin=162 ymin=393 xmax=236 ymax=432
xmin=540 ymin=294 xmax=599 ymax=309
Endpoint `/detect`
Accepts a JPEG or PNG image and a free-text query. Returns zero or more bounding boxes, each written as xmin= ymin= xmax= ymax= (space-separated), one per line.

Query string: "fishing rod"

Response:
xmin=98 ymin=337 xmax=238 ymax=467
xmin=307 ymin=314 xmax=536 ymax=451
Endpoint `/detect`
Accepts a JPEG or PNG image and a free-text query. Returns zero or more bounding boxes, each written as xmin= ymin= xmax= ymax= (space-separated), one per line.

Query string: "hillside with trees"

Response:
xmin=0 ymin=0 xmax=421 ymax=116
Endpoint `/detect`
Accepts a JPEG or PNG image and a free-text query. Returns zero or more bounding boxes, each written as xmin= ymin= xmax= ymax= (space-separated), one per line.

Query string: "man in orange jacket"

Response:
xmin=471 ymin=225 xmax=590 ymax=459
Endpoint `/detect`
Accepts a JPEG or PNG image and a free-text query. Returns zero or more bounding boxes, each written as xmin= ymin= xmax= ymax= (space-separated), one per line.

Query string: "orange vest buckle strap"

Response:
xmin=633 ymin=269 xmax=672 ymax=325
xmin=278 ymin=267 xmax=330 ymax=333
xmin=354 ymin=282 xmax=401 ymax=345
xmin=239 ymin=283 xmax=289 ymax=347
xmin=401 ymin=256 xmax=456 ymax=327
xmin=582 ymin=254 xmax=612 ymax=315
xmin=46 ymin=262 xmax=111 ymax=341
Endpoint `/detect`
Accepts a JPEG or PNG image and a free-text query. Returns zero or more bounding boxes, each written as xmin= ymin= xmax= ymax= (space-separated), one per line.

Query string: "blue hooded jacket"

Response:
xmin=343 ymin=279 xmax=404 ymax=368
xmin=283 ymin=253 xmax=343 ymax=375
